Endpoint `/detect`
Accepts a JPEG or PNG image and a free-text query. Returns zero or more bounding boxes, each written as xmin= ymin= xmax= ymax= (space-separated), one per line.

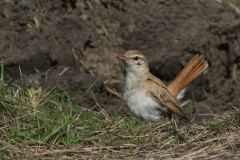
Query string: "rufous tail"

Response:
xmin=167 ymin=55 xmax=208 ymax=97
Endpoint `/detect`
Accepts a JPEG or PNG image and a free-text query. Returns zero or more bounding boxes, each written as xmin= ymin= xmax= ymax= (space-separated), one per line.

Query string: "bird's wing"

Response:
xmin=144 ymin=74 xmax=188 ymax=120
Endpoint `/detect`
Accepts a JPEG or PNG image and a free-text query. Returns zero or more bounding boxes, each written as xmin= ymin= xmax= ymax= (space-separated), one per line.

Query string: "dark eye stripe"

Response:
xmin=132 ymin=57 xmax=146 ymax=65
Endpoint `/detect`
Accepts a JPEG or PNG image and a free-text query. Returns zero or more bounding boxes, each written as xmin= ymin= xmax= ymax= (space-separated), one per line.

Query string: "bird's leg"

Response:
xmin=171 ymin=114 xmax=178 ymax=133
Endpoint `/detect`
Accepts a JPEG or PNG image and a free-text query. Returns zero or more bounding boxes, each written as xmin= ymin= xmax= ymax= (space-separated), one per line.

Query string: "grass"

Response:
xmin=215 ymin=0 xmax=240 ymax=13
xmin=0 ymin=60 xmax=240 ymax=159
xmin=225 ymin=0 xmax=240 ymax=13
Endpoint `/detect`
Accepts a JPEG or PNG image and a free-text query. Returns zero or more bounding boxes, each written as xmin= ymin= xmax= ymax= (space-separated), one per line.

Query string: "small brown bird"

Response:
xmin=117 ymin=50 xmax=208 ymax=122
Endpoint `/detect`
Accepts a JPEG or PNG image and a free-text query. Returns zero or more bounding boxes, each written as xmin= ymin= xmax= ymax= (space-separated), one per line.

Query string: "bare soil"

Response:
xmin=1 ymin=0 xmax=240 ymax=120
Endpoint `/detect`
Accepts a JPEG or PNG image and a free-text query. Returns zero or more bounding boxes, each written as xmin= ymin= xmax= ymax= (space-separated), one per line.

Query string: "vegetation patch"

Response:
xmin=0 ymin=60 xmax=240 ymax=159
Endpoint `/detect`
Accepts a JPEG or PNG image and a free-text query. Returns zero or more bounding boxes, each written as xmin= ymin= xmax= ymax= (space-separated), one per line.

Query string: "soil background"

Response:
xmin=1 ymin=0 xmax=240 ymax=120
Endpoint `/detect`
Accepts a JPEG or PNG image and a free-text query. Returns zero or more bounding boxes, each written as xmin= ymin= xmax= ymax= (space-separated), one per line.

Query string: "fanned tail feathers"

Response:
xmin=167 ymin=55 xmax=208 ymax=97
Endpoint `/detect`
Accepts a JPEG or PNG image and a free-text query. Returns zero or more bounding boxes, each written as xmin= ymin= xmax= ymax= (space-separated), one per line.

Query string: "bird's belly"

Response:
xmin=123 ymin=88 xmax=169 ymax=122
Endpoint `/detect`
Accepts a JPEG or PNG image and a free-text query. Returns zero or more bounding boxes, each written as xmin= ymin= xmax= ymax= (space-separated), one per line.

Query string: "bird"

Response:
xmin=116 ymin=50 xmax=208 ymax=122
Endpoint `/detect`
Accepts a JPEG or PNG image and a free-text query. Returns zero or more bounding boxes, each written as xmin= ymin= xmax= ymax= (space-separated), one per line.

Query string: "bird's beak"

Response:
xmin=116 ymin=55 xmax=127 ymax=60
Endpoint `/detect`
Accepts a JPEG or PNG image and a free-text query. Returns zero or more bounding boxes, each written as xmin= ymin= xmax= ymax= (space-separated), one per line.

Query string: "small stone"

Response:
xmin=80 ymin=14 xmax=88 ymax=21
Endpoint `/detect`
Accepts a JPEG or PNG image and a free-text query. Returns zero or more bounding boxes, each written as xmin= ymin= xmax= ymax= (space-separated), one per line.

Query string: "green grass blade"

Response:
xmin=6 ymin=76 xmax=25 ymax=90
xmin=75 ymin=76 xmax=101 ymax=105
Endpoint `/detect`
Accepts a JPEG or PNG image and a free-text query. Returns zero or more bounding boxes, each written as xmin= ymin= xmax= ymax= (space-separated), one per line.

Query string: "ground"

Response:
xmin=0 ymin=0 xmax=240 ymax=159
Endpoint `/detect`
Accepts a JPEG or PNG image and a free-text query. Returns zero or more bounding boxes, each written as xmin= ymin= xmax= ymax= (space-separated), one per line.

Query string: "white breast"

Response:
xmin=123 ymin=72 xmax=169 ymax=122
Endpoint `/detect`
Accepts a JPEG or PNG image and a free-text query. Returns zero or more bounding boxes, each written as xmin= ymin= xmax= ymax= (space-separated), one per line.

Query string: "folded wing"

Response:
xmin=145 ymin=75 xmax=188 ymax=120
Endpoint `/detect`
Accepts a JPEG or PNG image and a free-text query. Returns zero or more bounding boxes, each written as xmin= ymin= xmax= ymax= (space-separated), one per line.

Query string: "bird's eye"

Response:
xmin=134 ymin=56 xmax=138 ymax=61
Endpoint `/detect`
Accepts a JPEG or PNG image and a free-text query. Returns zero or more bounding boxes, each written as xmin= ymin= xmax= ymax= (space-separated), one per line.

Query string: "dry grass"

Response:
xmin=0 ymin=61 xmax=240 ymax=160
xmin=1 ymin=95 xmax=240 ymax=159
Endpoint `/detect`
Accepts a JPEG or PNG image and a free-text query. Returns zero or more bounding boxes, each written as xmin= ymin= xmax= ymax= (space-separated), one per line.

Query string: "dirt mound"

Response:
xmin=1 ymin=0 xmax=240 ymax=119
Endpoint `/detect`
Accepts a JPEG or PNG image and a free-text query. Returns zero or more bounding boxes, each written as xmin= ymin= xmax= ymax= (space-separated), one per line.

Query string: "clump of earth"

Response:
xmin=1 ymin=0 xmax=240 ymax=120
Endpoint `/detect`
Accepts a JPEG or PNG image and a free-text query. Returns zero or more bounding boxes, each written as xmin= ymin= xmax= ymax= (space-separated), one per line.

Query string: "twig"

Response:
xmin=58 ymin=67 xmax=69 ymax=76
xmin=33 ymin=149 xmax=91 ymax=156
xmin=1 ymin=102 xmax=12 ymax=117
xmin=33 ymin=67 xmax=40 ymax=73
xmin=19 ymin=66 xmax=25 ymax=104
xmin=45 ymin=66 xmax=66 ymax=79
xmin=80 ymin=60 xmax=94 ymax=75
xmin=92 ymin=91 xmax=110 ymax=121
xmin=86 ymin=0 xmax=111 ymax=40
xmin=191 ymin=91 xmax=200 ymax=115
xmin=104 ymin=80 xmax=123 ymax=99
xmin=160 ymin=138 xmax=174 ymax=150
